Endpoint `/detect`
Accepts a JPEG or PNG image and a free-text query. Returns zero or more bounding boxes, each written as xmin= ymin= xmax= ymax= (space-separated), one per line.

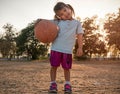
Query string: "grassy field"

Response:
xmin=0 ymin=60 xmax=120 ymax=94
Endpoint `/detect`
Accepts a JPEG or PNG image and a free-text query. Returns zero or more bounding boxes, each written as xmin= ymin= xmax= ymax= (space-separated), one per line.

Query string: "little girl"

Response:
xmin=49 ymin=2 xmax=84 ymax=93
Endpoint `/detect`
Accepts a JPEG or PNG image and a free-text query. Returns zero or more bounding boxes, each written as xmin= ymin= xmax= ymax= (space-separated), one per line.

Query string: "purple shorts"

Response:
xmin=50 ymin=50 xmax=72 ymax=69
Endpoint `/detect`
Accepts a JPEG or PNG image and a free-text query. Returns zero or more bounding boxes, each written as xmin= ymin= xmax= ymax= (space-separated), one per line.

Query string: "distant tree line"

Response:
xmin=0 ymin=8 xmax=120 ymax=60
xmin=0 ymin=22 xmax=49 ymax=60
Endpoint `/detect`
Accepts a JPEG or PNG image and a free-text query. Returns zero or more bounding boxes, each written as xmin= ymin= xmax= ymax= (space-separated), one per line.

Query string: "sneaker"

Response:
xmin=49 ymin=82 xmax=57 ymax=93
xmin=64 ymin=84 xmax=72 ymax=93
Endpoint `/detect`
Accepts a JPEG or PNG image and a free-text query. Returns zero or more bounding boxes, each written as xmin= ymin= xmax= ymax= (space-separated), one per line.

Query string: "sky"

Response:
xmin=0 ymin=0 xmax=120 ymax=34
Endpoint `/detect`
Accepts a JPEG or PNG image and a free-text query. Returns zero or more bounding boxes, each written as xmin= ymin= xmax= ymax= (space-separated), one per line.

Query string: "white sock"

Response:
xmin=65 ymin=81 xmax=71 ymax=85
xmin=50 ymin=81 xmax=56 ymax=85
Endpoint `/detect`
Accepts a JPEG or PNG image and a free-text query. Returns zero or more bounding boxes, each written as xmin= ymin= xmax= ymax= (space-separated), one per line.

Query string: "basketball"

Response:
xmin=34 ymin=19 xmax=59 ymax=43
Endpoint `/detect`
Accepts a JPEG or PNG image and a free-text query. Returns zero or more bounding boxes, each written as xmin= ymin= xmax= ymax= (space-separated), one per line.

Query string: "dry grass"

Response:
xmin=0 ymin=60 xmax=120 ymax=94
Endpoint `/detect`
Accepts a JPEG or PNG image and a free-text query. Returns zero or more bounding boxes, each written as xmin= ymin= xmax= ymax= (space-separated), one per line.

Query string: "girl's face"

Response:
xmin=56 ymin=7 xmax=72 ymax=20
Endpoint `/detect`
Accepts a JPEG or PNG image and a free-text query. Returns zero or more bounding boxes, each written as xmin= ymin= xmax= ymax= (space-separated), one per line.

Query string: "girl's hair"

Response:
xmin=54 ymin=2 xmax=75 ymax=20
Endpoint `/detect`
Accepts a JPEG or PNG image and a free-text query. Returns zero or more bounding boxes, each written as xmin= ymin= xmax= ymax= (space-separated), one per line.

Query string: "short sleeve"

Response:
xmin=76 ymin=21 xmax=84 ymax=34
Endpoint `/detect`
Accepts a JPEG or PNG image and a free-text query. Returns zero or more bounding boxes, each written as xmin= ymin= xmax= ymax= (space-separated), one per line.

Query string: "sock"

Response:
xmin=65 ymin=81 xmax=71 ymax=85
xmin=50 ymin=81 xmax=56 ymax=85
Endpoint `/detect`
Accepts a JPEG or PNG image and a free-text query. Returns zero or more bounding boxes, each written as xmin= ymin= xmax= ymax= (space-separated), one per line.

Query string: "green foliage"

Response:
xmin=16 ymin=22 xmax=49 ymax=60
xmin=0 ymin=23 xmax=16 ymax=59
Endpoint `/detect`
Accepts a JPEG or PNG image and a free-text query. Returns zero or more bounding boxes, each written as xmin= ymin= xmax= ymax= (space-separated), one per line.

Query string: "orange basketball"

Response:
xmin=34 ymin=20 xmax=59 ymax=43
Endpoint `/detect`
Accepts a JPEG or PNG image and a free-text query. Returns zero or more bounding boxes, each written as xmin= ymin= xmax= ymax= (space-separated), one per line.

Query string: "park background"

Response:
xmin=0 ymin=0 xmax=120 ymax=60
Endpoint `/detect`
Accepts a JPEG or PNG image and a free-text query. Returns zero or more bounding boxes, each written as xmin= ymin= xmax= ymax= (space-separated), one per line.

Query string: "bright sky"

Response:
xmin=0 ymin=0 xmax=120 ymax=33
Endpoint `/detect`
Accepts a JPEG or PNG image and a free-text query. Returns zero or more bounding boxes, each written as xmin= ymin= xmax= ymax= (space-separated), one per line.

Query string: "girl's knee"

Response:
xmin=51 ymin=66 xmax=58 ymax=70
xmin=64 ymin=68 xmax=70 ymax=71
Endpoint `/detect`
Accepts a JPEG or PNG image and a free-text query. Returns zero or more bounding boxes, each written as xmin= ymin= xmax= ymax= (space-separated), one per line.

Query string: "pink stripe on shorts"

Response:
xmin=50 ymin=50 xmax=72 ymax=69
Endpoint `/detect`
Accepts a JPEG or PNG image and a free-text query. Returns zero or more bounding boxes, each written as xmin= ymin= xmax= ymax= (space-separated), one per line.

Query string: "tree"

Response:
xmin=74 ymin=16 xmax=107 ymax=60
xmin=104 ymin=8 xmax=120 ymax=52
xmin=0 ymin=23 xmax=16 ymax=59
xmin=16 ymin=22 xmax=49 ymax=60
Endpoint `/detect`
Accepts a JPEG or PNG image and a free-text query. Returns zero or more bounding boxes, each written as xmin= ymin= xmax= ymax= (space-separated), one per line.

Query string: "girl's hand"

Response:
xmin=76 ymin=47 xmax=83 ymax=57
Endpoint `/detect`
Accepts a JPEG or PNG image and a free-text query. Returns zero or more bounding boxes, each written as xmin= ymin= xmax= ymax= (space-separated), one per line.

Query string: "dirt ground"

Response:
xmin=0 ymin=60 xmax=120 ymax=94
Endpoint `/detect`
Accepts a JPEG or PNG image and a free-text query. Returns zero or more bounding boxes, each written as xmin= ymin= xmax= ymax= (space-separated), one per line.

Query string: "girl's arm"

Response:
xmin=76 ymin=34 xmax=83 ymax=56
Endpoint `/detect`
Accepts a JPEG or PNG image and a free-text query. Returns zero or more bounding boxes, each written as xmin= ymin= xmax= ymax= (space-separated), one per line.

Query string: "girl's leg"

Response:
xmin=49 ymin=66 xmax=58 ymax=92
xmin=64 ymin=69 xmax=70 ymax=82
xmin=49 ymin=50 xmax=61 ymax=92
xmin=50 ymin=66 xmax=58 ymax=81
xmin=64 ymin=69 xmax=72 ymax=92
xmin=62 ymin=53 xmax=72 ymax=83
xmin=64 ymin=69 xmax=72 ymax=93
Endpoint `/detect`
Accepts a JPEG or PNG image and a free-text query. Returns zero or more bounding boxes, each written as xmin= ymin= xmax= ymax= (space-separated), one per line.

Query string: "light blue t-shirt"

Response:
xmin=51 ymin=19 xmax=84 ymax=54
